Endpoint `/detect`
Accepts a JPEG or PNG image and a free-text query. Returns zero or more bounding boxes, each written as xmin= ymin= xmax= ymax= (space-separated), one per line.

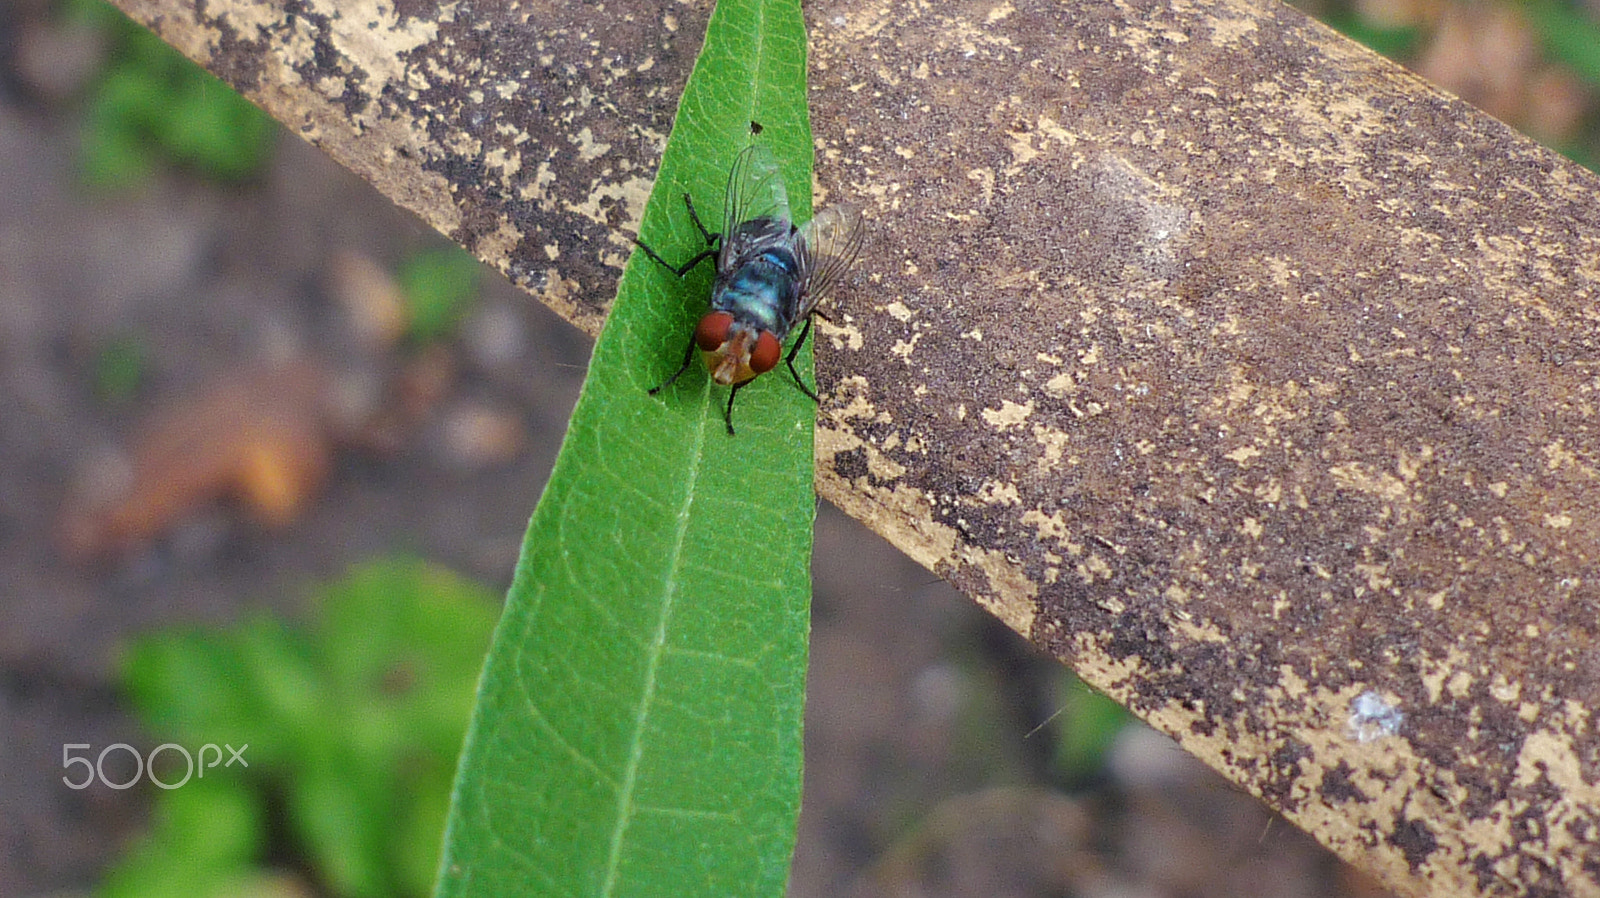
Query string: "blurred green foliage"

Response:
xmin=1312 ymin=0 xmax=1600 ymax=169
xmin=65 ymin=0 xmax=275 ymax=189
xmin=1523 ymin=0 xmax=1600 ymax=169
xmin=102 ymin=558 xmax=499 ymax=898
xmin=1320 ymin=9 xmax=1423 ymax=58
xmin=1525 ymin=0 xmax=1600 ymax=89
xmin=1052 ymin=672 xmax=1132 ymax=782
xmin=91 ymin=334 xmax=147 ymax=403
xmin=397 ymin=248 xmax=483 ymax=342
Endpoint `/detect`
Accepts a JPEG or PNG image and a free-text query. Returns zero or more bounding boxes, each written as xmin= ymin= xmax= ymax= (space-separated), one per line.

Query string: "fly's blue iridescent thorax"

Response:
xmin=640 ymin=144 xmax=866 ymax=435
xmin=713 ymin=220 xmax=801 ymax=338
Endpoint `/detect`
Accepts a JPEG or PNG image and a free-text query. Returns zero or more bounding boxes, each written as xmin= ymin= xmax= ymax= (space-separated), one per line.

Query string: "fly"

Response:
xmin=636 ymin=144 xmax=865 ymax=435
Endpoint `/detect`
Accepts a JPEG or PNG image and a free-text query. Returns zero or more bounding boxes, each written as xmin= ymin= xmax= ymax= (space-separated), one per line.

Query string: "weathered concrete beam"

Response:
xmin=111 ymin=0 xmax=1600 ymax=894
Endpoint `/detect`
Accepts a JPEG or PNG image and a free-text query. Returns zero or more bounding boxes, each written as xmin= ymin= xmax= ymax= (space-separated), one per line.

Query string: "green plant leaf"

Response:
xmin=75 ymin=0 xmax=275 ymax=189
xmin=116 ymin=558 xmax=497 ymax=898
xmin=96 ymin=778 xmax=264 ymax=898
xmin=91 ymin=334 xmax=148 ymax=402
xmin=1321 ymin=10 xmax=1420 ymax=60
xmin=434 ymin=0 xmax=816 ymax=896
xmin=1051 ymin=672 xmax=1133 ymax=782
xmin=398 ymin=247 xmax=483 ymax=342
xmin=1526 ymin=0 xmax=1600 ymax=89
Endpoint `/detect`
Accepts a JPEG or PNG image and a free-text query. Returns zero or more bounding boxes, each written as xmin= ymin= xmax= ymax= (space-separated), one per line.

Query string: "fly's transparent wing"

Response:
xmin=720 ymin=144 xmax=791 ymax=269
xmin=794 ymin=204 xmax=866 ymax=318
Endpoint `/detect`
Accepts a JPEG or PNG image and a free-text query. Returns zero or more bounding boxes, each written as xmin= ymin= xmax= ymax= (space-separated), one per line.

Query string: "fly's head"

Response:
xmin=694 ymin=311 xmax=781 ymax=386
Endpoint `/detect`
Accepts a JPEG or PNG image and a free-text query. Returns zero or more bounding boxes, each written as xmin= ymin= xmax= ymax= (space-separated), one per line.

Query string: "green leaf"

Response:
xmin=434 ymin=0 xmax=816 ymax=895
xmin=1051 ymin=672 xmax=1133 ymax=782
xmin=292 ymin=764 xmax=392 ymax=898
xmin=154 ymin=70 xmax=277 ymax=180
xmin=79 ymin=65 xmax=162 ymax=189
xmin=117 ymin=558 xmax=497 ymax=898
xmin=398 ymin=248 xmax=483 ymax=342
xmin=120 ymin=619 xmax=300 ymax=760
xmin=1322 ymin=10 xmax=1421 ymax=60
xmin=1526 ymin=0 xmax=1600 ymax=89
xmin=91 ymin=334 xmax=148 ymax=403
xmin=75 ymin=0 xmax=275 ymax=189
xmin=96 ymin=777 xmax=264 ymax=898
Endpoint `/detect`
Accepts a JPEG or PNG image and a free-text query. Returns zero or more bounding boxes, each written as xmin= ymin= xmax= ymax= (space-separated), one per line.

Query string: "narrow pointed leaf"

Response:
xmin=434 ymin=1 xmax=816 ymax=896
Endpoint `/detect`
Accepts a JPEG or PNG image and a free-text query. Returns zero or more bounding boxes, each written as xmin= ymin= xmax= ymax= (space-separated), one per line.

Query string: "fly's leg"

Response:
xmin=634 ymin=241 xmax=717 ymax=277
xmin=681 ymin=193 xmax=716 ymax=246
xmin=641 ymin=192 xmax=722 ymax=394
xmin=782 ymin=315 xmax=821 ymax=404
xmin=649 ymin=334 xmax=699 ymax=396
xmin=724 ymin=380 xmax=751 ymax=436
xmin=633 ymin=193 xmax=720 ymax=276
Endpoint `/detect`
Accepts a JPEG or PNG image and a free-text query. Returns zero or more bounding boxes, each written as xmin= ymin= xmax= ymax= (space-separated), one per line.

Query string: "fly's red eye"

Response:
xmin=749 ymin=331 xmax=782 ymax=374
xmin=695 ymin=312 xmax=735 ymax=351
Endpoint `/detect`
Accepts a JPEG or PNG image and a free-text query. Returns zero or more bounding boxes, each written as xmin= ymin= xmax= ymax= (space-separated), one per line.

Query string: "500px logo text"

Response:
xmin=62 ymin=743 xmax=249 ymax=790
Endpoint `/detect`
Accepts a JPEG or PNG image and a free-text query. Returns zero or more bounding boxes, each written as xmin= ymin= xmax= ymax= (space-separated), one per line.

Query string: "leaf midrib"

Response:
xmin=598 ymin=381 xmax=717 ymax=898
xmin=598 ymin=1 xmax=777 ymax=891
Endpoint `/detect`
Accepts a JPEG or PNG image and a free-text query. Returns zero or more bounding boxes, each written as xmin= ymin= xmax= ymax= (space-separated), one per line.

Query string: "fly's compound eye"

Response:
xmin=695 ymin=312 xmax=735 ymax=351
xmin=749 ymin=331 xmax=782 ymax=374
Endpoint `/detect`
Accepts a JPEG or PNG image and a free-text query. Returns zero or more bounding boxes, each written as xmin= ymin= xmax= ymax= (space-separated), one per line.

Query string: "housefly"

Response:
xmin=636 ymin=144 xmax=865 ymax=435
